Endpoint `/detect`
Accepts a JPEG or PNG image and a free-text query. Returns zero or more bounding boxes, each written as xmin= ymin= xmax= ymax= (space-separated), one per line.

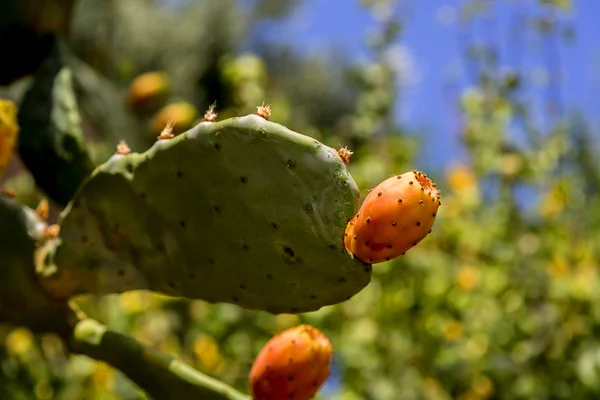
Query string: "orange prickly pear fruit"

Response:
xmin=344 ymin=170 xmax=441 ymax=264
xmin=126 ymin=71 xmax=170 ymax=112
xmin=0 ymin=99 xmax=19 ymax=181
xmin=249 ymin=325 xmax=333 ymax=400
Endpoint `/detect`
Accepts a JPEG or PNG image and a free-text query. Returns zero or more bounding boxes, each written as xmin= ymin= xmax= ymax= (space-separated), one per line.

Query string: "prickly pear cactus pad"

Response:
xmin=0 ymin=196 xmax=73 ymax=333
xmin=17 ymin=38 xmax=95 ymax=206
xmin=43 ymin=114 xmax=371 ymax=313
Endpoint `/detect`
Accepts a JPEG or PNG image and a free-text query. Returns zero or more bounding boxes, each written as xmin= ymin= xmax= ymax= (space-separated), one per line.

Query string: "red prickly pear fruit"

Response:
xmin=249 ymin=325 xmax=333 ymax=400
xmin=344 ymin=170 xmax=441 ymax=264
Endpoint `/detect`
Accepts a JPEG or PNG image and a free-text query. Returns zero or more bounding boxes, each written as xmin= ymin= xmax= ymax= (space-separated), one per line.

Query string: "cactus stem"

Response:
xmin=69 ymin=317 xmax=250 ymax=400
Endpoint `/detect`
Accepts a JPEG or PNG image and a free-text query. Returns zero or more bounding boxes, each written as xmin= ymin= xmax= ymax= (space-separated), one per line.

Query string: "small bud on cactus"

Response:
xmin=344 ymin=170 xmax=441 ymax=263
xmin=249 ymin=325 xmax=333 ymax=400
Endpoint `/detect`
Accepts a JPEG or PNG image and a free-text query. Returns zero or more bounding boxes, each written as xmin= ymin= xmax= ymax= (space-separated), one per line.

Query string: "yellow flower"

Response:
xmin=5 ymin=327 xmax=33 ymax=356
xmin=547 ymin=255 xmax=569 ymax=278
xmin=443 ymin=320 xmax=464 ymax=342
xmin=456 ymin=265 xmax=480 ymax=291
xmin=193 ymin=334 xmax=222 ymax=371
xmin=0 ymin=99 xmax=19 ymax=180
xmin=447 ymin=164 xmax=477 ymax=193
xmin=446 ymin=164 xmax=480 ymax=208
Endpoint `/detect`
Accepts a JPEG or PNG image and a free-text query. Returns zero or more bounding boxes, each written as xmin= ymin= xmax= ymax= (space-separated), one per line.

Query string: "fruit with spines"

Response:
xmin=249 ymin=325 xmax=332 ymax=400
xmin=344 ymin=170 xmax=441 ymax=263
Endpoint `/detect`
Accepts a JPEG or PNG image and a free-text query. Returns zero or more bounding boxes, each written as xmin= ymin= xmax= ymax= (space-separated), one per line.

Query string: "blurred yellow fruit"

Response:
xmin=0 ymin=99 xmax=19 ymax=181
xmin=5 ymin=327 xmax=33 ymax=356
xmin=126 ymin=71 xmax=170 ymax=112
xmin=150 ymin=102 xmax=198 ymax=137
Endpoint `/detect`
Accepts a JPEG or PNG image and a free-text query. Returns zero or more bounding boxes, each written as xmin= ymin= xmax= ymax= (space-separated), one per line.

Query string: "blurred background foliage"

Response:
xmin=2 ymin=0 xmax=600 ymax=399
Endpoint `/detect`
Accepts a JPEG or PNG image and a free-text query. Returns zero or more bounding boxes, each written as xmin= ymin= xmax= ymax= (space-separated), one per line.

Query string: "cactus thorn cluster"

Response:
xmin=256 ymin=102 xmax=272 ymax=120
xmin=116 ymin=140 xmax=132 ymax=155
xmin=337 ymin=146 xmax=353 ymax=165
xmin=202 ymin=102 xmax=219 ymax=123
xmin=157 ymin=120 xmax=175 ymax=140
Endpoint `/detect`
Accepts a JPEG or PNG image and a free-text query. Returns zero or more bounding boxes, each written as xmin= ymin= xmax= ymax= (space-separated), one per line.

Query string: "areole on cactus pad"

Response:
xmin=249 ymin=324 xmax=333 ymax=400
xmin=344 ymin=170 xmax=441 ymax=263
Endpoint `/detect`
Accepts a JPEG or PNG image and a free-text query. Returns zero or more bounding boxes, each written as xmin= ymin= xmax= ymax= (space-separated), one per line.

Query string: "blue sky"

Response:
xmin=249 ymin=0 xmax=600 ymax=171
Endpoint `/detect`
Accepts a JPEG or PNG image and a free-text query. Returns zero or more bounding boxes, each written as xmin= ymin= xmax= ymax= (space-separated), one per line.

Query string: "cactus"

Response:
xmin=0 ymin=195 xmax=74 ymax=334
xmin=0 ymin=5 xmax=444 ymax=399
xmin=0 ymin=99 xmax=19 ymax=180
xmin=344 ymin=170 xmax=441 ymax=263
xmin=249 ymin=325 xmax=333 ymax=400
xmin=16 ymin=37 xmax=95 ymax=206
xmin=69 ymin=316 xmax=251 ymax=400
xmin=0 ymin=81 xmax=438 ymax=399
xmin=33 ymin=107 xmax=371 ymax=314
xmin=0 ymin=94 xmax=439 ymax=400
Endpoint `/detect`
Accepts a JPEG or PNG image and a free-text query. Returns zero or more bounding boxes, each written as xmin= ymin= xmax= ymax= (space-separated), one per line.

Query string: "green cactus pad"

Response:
xmin=17 ymin=38 xmax=95 ymax=206
xmin=43 ymin=114 xmax=371 ymax=313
